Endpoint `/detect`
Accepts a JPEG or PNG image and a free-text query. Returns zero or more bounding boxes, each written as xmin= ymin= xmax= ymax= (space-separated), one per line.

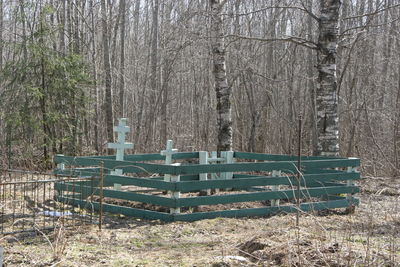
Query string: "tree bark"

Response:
xmin=0 ymin=0 xmax=3 ymax=70
xmin=316 ymin=0 xmax=341 ymax=156
xmin=306 ymin=0 xmax=318 ymax=155
xmin=101 ymin=0 xmax=114 ymax=148
xmin=118 ymin=0 xmax=126 ymax=118
xmin=90 ymin=0 xmax=100 ymax=153
xmin=58 ymin=0 xmax=66 ymax=54
xmin=39 ymin=4 xmax=50 ymax=164
xmin=210 ymin=0 xmax=232 ymax=153
xmin=394 ymin=38 xmax=400 ymax=176
xmin=144 ymin=0 xmax=159 ymax=148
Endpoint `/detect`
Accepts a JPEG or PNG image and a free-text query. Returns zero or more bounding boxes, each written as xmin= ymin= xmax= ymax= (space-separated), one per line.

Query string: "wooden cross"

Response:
xmin=107 ymin=118 xmax=133 ymax=161
xmin=160 ymin=140 xmax=177 ymax=165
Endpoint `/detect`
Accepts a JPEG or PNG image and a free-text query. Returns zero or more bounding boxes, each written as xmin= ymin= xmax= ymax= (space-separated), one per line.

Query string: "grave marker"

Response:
xmin=107 ymin=118 xmax=133 ymax=189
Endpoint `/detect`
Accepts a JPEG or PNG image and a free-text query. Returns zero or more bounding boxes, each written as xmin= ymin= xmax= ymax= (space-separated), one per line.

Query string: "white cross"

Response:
xmin=107 ymin=118 xmax=134 ymax=161
xmin=160 ymin=140 xmax=178 ymax=165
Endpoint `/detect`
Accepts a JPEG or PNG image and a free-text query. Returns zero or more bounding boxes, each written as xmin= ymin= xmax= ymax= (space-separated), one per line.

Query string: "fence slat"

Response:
xmin=55 ymin=183 xmax=176 ymax=207
xmin=175 ymin=185 xmax=359 ymax=207
xmin=173 ymin=197 xmax=359 ymax=221
xmin=175 ymin=172 xmax=360 ymax=192
xmin=233 ymin=152 xmax=338 ymax=161
xmin=56 ymin=196 xmax=173 ymax=221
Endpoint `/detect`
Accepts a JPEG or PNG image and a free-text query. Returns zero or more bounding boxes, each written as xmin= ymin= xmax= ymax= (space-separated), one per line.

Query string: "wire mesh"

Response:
xmin=0 ymin=169 xmax=100 ymax=235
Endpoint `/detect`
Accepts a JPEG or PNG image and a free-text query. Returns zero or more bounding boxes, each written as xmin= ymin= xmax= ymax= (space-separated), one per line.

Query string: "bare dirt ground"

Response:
xmin=1 ymin=177 xmax=399 ymax=267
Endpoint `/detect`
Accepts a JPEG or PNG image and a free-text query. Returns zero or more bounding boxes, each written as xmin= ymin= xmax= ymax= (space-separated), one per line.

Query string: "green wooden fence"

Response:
xmin=53 ymin=152 xmax=360 ymax=222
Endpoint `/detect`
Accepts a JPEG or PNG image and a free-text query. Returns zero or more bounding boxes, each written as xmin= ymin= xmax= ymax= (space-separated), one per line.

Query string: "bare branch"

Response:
xmin=222 ymin=5 xmax=318 ymax=21
xmin=224 ymin=34 xmax=319 ymax=50
xmin=343 ymin=3 xmax=400 ymax=20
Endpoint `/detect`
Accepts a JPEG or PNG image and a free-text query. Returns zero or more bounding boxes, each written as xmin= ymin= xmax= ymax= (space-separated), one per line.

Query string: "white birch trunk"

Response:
xmin=316 ymin=0 xmax=341 ymax=156
xmin=210 ymin=0 xmax=232 ymax=153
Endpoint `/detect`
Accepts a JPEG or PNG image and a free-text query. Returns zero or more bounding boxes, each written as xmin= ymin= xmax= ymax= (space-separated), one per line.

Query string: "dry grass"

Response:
xmin=1 ymin=178 xmax=399 ymax=266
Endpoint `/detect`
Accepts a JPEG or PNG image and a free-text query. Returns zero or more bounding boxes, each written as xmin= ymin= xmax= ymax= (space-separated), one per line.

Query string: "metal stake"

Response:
xmin=296 ymin=116 xmax=302 ymax=227
xmin=99 ymin=162 xmax=104 ymax=231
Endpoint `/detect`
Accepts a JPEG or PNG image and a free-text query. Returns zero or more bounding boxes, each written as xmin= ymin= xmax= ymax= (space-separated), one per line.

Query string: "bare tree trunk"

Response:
xmin=59 ymin=0 xmax=66 ymax=54
xmin=0 ymin=0 xmax=3 ymax=70
xmin=210 ymin=0 xmax=232 ymax=153
xmin=394 ymin=39 xmax=400 ymax=176
xmin=72 ymin=0 xmax=81 ymax=153
xmin=118 ymin=0 xmax=126 ymax=117
xmin=145 ymin=0 xmax=159 ymax=147
xmin=73 ymin=0 xmax=80 ymax=53
xmin=39 ymin=5 xmax=50 ymax=165
xmin=379 ymin=0 xmax=394 ymax=108
xmin=90 ymin=0 xmax=100 ymax=153
xmin=101 ymin=0 xmax=114 ymax=147
xmin=306 ymin=0 xmax=317 ymax=155
xmin=316 ymin=0 xmax=341 ymax=156
xmin=66 ymin=0 xmax=73 ymax=53
xmin=160 ymin=2 xmax=175 ymax=147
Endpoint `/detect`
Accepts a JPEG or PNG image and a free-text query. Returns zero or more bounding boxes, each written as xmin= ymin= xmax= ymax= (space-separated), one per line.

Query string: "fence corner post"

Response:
xmin=170 ymin=163 xmax=181 ymax=214
xmin=199 ymin=151 xmax=210 ymax=195
xmin=271 ymin=170 xmax=281 ymax=206
xmin=346 ymin=165 xmax=357 ymax=213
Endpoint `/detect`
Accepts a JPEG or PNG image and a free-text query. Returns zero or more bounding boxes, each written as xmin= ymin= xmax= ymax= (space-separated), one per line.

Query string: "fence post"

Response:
xmin=271 ymin=170 xmax=281 ymax=206
xmin=170 ymin=163 xmax=181 ymax=214
xmin=220 ymin=151 xmax=234 ymax=190
xmin=56 ymin=154 xmax=65 ymax=172
xmin=199 ymin=151 xmax=210 ymax=195
xmin=55 ymin=155 xmax=65 ymax=201
xmin=221 ymin=151 xmax=234 ymax=180
xmin=346 ymin=162 xmax=357 ymax=213
xmin=210 ymin=151 xmax=218 ymax=180
xmin=210 ymin=151 xmax=220 ymax=193
xmin=161 ymin=140 xmax=180 ymax=214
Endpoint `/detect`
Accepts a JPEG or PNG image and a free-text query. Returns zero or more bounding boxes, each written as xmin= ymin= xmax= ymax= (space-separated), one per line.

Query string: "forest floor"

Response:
xmin=1 ymin=177 xmax=399 ymax=267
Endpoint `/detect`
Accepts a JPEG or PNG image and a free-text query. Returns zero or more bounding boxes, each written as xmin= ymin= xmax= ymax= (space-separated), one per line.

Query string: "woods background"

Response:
xmin=0 ymin=0 xmax=399 ymax=177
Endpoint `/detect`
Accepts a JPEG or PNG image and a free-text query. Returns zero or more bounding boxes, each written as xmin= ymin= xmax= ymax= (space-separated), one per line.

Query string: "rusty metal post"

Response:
xmin=99 ymin=162 xmax=104 ymax=231
xmin=296 ymin=116 xmax=302 ymax=227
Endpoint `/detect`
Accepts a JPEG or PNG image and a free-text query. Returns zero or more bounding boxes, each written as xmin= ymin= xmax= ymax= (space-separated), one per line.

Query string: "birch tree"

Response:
xmin=316 ymin=0 xmax=341 ymax=156
xmin=210 ymin=0 xmax=232 ymax=152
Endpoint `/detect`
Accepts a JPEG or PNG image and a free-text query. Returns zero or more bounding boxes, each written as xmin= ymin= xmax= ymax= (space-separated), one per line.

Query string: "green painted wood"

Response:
xmin=176 ymin=172 xmax=360 ymax=192
xmin=56 ymin=196 xmax=173 ymax=221
xmin=57 ymin=174 xmax=175 ymax=190
xmin=302 ymin=168 xmax=347 ymax=174
xmin=65 ymin=152 xmax=199 ymax=162
xmin=55 ymin=168 xmax=199 ymax=184
xmin=59 ymin=180 xmax=100 ymax=187
xmin=173 ymin=198 xmax=359 ymax=221
xmin=103 ymin=174 xmax=175 ymax=190
xmin=54 ymin=155 xmax=359 ymax=176
xmin=233 ymin=152 xmax=338 ymax=161
xmin=175 ymin=185 xmax=359 ymax=207
xmin=54 ymin=155 xmax=176 ymax=174
xmin=55 ymin=183 xmax=175 ymax=207
xmin=305 ymin=182 xmax=346 ymax=187
xmin=172 ymin=158 xmax=360 ymax=175
xmin=55 ymin=195 xmax=358 ymax=222
xmin=56 ymin=174 xmax=199 ymax=189
xmin=233 ymin=172 xmax=360 ymax=182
